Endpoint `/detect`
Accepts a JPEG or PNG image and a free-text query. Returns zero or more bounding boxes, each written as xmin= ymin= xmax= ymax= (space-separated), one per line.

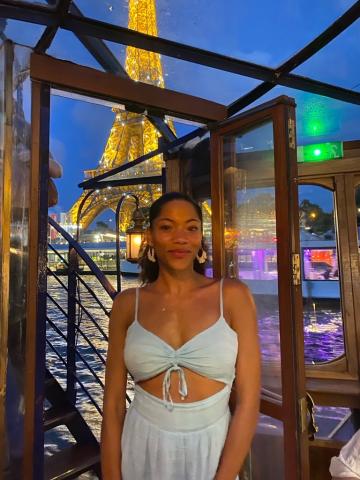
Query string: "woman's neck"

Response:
xmin=152 ymin=269 xmax=203 ymax=295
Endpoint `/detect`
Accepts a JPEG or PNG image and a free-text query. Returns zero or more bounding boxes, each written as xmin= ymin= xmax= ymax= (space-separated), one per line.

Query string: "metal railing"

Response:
xmin=46 ymin=217 xmax=131 ymax=433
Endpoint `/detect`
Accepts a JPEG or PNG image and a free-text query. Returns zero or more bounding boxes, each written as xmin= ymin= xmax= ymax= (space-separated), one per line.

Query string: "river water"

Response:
xmin=45 ymin=274 xmax=347 ymax=474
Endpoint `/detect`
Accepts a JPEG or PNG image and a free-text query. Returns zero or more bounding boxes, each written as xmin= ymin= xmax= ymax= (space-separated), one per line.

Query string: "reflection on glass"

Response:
xmin=298 ymin=185 xmax=344 ymax=364
xmin=222 ymin=121 xmax=282 ymax=394
xmin=201 ymin=199 xmax=213 ymax=278
xmin=0 ymin=43 xmax=32 ymax=479
xmin=241 ymin=415 xmax=284 ymax=480
xmin=314 ymin=405 xmax=350 ymax=440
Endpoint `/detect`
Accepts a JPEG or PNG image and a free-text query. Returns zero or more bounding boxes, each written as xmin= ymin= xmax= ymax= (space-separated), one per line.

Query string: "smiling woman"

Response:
xmin=138 ymin=192 xmax=208 ymax=283
xmin=101 ymin=191 xmax=261 ymax=480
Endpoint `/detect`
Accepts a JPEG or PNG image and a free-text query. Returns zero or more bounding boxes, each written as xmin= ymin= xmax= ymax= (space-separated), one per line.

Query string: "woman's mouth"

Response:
xmin=168 ymin=249 xmax=191 ymax=259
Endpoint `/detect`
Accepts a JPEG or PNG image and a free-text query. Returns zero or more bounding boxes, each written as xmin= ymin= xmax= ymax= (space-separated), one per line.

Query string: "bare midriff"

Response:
xmin=137 ymin=368 xmax=227 ymax=403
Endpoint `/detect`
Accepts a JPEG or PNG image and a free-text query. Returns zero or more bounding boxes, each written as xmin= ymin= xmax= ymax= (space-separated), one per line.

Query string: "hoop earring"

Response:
xmin=147 ymin=246 xmax=156 ymax=263
xmin=196 ymin=248 xmax=207 ymax=264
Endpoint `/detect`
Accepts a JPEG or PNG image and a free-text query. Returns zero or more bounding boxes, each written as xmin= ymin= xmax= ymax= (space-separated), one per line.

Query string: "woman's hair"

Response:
xmin=138 ymin=192 xmax=207 ymax=283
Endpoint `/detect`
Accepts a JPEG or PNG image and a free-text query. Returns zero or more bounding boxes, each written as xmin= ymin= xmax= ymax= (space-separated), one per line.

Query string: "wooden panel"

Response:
xmin=334 ymin=175 xmax=358 ymax=376
xmin=273 ymin=102 xmax=310 ymax=480
xmin=23 ymin=80 xmax=50 ymax=480
xmin=307 ymin=377 xmax=360 ymax=407
xmin=344 ymin=175 xmax=360 ymax=376
xmin=30 ymin=53 xmax=227 ymax=123
xmin=260 ymin=398 xmax=282 ymax=421
xmin=165 ymin=157 xmax=181 ymax=192
xmin=309 ymin=440 xmax=344 ymax=480
xmin=210 ymin=96 xmax=310 ymax=479
xmin=210 ymin=131 xmax=225 ymax=278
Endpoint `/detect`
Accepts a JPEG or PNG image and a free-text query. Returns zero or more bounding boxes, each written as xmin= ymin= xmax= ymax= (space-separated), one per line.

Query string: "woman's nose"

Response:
xmin=173 ymin=230 xmax=188 ymax=243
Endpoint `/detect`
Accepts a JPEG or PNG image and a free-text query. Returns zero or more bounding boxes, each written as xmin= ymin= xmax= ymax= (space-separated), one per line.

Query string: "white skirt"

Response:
xmin=121 ymin=384 xmax=235 ymax=480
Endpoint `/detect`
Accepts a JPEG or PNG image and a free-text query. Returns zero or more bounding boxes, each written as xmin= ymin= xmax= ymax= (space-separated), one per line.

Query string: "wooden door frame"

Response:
xmin=23 ymin=79 xmax=50 ymax=480
xmin=297 ymin=166 xmax=360 ymax=407
xmin=210 ymin=95 xmax=309 ymax=479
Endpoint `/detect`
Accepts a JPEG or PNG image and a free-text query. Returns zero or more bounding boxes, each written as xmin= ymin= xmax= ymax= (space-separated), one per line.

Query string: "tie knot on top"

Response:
xmin=162 ymin=364 xmax=188 ymax=410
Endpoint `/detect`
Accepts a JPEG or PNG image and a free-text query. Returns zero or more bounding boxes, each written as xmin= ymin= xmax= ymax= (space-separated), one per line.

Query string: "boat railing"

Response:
xmin=46 ymin=217 xmax=131 ymax=442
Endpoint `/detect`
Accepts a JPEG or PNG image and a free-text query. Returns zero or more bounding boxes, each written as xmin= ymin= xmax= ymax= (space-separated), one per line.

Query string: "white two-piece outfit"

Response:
xmin=122 ymin=278 xmax=239 ymax=480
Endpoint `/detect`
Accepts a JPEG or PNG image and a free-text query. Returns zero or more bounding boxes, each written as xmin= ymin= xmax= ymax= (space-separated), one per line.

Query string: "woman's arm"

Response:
xmin=215 ymin=280 xmax=261 ymax=480
xmin=101 ymin=289 xmax=134 ymax=480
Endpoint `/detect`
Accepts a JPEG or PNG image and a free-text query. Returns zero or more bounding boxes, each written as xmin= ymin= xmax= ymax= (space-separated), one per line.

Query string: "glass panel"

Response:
xmin=2 ymin=19 xmax=46 ymax=47
xmin=243 ymin=87 xmax=360 ymax=146
xmin=241 ymin=415 xmax=284 ymax=480
xmin=49 ymin=92 xmax=167 ymax=233
xmin=0 ymin=41 xmax=5 ymax=479
xmin=294 ymin=19 xmax=360 ymax=91
xmin=74 ymin=0 xmax=350 ymax=67
xmin=222 ymin=121 xmax=282 ymax=395
xmin=298 ymin=185 xmax=344 ymax=364
xmin=104 ymin=40 xmax=260 ymax=104
xmin=201 ymin=199 xmax=213 ymax=278
xmin=314 ymin=405 xmax=351 ymax=441
xmin=0 ymin=43 xmax=32 ymax=478
xmin=47 ymin=29 xmax=105 ymax=70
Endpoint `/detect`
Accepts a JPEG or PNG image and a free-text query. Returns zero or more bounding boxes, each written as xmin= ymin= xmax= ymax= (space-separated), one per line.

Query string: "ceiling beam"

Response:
xmin=79 ymin=127 xmax=207 ymax=189
xmin=30 ymin=53 xmax=227 ymax=123
xmin=1 ymin=1 xmax=177 ymax=142
xmin=67 ymin=3 xmax=177 ymax=142
xmin=34 ymin=0 xmax=72 ymax=53
xmin=2 ymin=1 xmax=360 ymax=110
xmin=228 ymin=0 xmax=360 ymax=115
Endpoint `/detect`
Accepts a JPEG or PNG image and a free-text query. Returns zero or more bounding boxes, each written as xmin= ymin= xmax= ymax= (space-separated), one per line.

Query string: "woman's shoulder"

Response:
xmin=222 ymin=277 xmax=252 ymax=295
xmin=111 ymin=287 xmax=138 ymax=324
xmin=222 ymin=278 xmax=256 ymax=310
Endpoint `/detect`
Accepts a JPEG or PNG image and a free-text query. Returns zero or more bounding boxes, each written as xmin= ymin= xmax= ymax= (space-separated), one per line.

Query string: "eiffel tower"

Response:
xmin=68 ymin=0 xmax=172 ymax=231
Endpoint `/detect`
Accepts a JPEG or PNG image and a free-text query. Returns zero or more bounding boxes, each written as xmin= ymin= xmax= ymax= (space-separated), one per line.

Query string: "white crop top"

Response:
xmin=124 ymin=279 xmax=238 ymax=409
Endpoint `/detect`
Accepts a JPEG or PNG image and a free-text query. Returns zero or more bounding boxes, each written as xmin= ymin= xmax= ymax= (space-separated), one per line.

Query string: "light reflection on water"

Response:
xmin=256 ymin=301 xmax=344 ymax=364
xmin=46 ymin=276 xmax=346 ymax=463
xmin=46 ymin=275 xmax=140 ymax=460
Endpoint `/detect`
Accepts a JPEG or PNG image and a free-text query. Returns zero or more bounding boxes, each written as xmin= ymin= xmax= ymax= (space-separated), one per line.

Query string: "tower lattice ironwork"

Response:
xmin=68 ymin=0 xmax=171 ymax=231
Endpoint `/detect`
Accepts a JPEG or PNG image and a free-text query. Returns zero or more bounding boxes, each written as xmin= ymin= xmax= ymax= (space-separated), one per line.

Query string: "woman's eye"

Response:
xmin=159 ymin=224 xmax=172 ymax=230
xmin=188 ymin=225 xmax=199 ymax=231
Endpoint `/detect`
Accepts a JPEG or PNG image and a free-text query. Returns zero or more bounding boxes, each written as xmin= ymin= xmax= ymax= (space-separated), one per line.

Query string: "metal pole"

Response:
xmin=76 ymin=188 xmax=95 ymax=242
xmin=115 ymin=195 xmax=125 ymax=293
xmin=115 ymin=194 xmax=139 ymax=292
xmin=67 ymin=246 xmax=77 ymax=405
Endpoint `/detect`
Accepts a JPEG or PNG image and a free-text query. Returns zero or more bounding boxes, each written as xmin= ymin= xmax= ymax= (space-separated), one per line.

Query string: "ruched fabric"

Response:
xmin=124 ymin=279 xmax=238 ymax=409
xmin=121 ymin=385 xmax=238 ymax=480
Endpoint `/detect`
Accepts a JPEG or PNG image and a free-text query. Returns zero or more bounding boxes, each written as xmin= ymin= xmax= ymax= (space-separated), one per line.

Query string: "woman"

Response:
xmin=101 ymin=192 xmax=261 ymax=480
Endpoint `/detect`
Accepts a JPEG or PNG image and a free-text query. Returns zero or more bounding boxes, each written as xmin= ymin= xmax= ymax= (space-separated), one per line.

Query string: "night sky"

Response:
xmin=3 ymin=0 xmax=360 ymax=222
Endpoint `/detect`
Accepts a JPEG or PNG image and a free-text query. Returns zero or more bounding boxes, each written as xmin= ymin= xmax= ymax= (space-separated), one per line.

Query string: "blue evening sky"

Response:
xmin=3 ymin=0 xmax=360 ymax=222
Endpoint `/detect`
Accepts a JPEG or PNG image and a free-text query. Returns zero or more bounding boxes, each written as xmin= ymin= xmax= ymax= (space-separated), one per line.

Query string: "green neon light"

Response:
xmin=297 ymin=142 xmax=343 ymax=163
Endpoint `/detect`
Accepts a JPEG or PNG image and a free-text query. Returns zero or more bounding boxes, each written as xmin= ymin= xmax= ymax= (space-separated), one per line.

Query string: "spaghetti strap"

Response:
xmin=134 ymin=287 xmax=139 ymax=322
xmin=219 ymin=278 xmax=224 ymax=318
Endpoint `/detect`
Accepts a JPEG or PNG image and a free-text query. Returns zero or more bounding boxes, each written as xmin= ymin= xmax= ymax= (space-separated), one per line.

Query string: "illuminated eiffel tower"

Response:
xmin=68 ymin=0 xmax=171 ymax=231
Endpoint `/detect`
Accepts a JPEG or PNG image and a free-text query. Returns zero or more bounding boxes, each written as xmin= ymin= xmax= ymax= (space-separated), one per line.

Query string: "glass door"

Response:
xmin=210 ymin=97 xmax=309 ymax=480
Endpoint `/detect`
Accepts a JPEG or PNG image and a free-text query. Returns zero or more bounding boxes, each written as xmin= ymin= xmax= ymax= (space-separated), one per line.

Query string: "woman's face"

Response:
xmin=148 ymin=200 xmax=202 ymax=272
